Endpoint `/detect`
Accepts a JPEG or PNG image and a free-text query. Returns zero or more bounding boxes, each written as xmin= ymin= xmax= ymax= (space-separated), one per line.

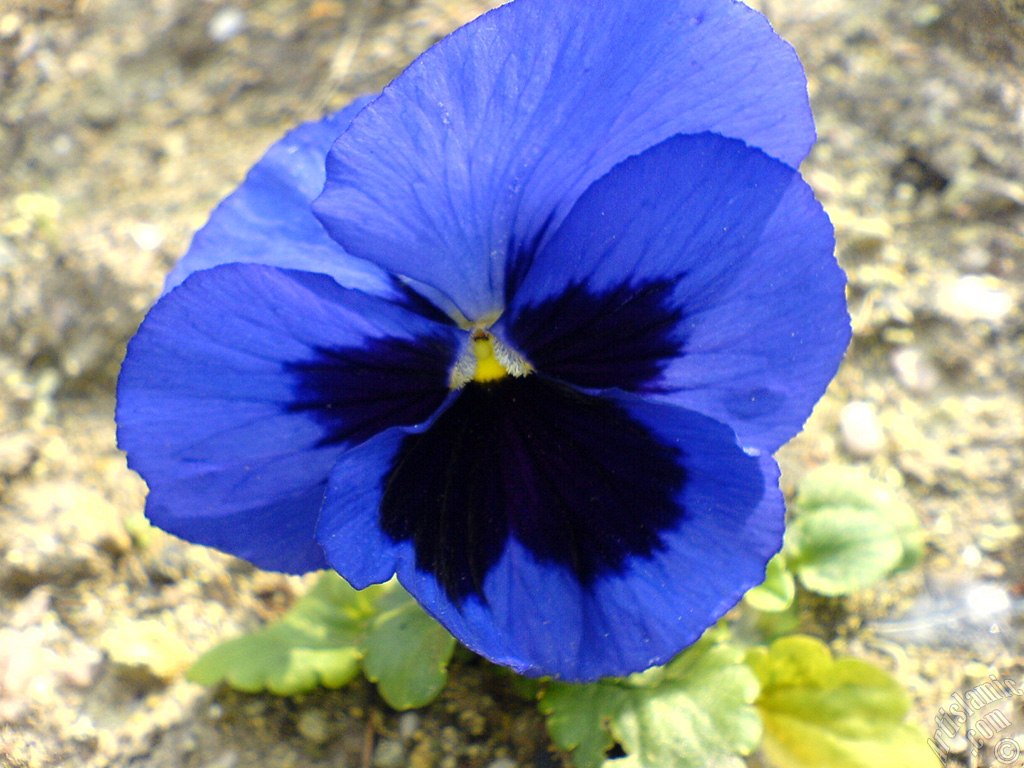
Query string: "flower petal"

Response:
xmin=117 ymin=263 xmax=459 ymax=573
xmin=504 ymin=132 xmax=850 ymax=452
xmin=314 ymin=0 xmax=814 ymax=320
xmin=165 ymin=97 xmax=404 ymax=302
xmin=317 ymin=380 xmax=782 ymax=681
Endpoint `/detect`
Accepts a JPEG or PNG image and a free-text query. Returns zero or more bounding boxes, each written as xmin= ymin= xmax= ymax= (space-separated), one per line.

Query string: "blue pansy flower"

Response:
xmin=117 ymin=0 xmax=850 ymax=681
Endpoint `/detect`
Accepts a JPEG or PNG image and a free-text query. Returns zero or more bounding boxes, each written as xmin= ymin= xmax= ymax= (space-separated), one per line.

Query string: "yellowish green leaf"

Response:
xmin=749 ymin=636 xmax=939 ymax=768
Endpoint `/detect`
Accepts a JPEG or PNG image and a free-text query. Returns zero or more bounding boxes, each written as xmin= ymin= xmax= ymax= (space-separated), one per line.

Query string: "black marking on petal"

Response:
xmin=286 ymin=335 xmax=454 ymax=447
xmin=508 ymin=279 xmax=685 ymax=392
xmin=380 ymin=376 xmax=687 ymax=602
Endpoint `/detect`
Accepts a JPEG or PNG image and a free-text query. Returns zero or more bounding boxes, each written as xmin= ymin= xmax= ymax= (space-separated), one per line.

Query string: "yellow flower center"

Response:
xmin=471 ymin=333 xmax=509 ymax=383
xmin=449 ymin=329 xmax=533 ymax=389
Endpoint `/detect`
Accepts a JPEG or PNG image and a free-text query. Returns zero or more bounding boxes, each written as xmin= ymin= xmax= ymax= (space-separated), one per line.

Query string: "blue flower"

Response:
xmin=117 ymin=0 xmax=850 ymax=681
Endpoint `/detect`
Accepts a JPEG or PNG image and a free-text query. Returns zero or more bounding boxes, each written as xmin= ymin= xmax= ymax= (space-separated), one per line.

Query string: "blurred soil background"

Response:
xmin=0 ymin=0 xmax=1022 ymax=766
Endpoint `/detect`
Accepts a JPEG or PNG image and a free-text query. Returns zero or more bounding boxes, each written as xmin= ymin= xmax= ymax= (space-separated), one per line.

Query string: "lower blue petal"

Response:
xmin=117 ymin=263 xmax=459 ymax=573
xmin=318 ymin=382 xmax=783 ymax=681
xmin=379 ymin=377 xmax=687 ymax=602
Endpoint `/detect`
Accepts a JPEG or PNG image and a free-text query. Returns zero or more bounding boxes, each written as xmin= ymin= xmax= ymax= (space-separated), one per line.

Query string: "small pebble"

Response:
xmin=296 ymin=709 xmax=331 ymax=744
xmin=977 ymin=523 xmax=1023 ymax=553
xmin=961 ymin=545 xmax=983 ymax=569
xmin=66 ymin=51 xmax=96 ymax=77
xmin=0 ymin=430 xmax=38 ymax=477
xmin=398 ymin=712 xmax=421 ymax=741
xmin=958 ymin=243 xmax=991 ymax=271
xmin=944 ymin=171 xmax=1024 ymax=217
xmin=60 ymin=643 xmax=103 ymax=688
xmin=50 ymin=133 xmax=74 ymax=158
xmin=963 ymin=661 xmax=998 ymax=680
xmin=83 ymin=91 xmax=121 ymax=128
xmin=936 ymin=275 xmax=1013 ymax=324
xmin=911 ymin=2 xmax=944 ymax=25
xmin=488 ymin=759 xmax=518 ymax=768
xmin=65 ymin=714 xmax=97 ymax=742
xmin=408 ymin=740 xmax=436 ymax=768
xmin=458 ymin=709 xmax=487 ymax=737
xmin=203 ymin=752 xmax=239 ymax=768
xmin=208 ymin=7 xmax=246 ymax=43
xmin=834 ymin=211 xmax=892 ymax=255
xmin=839 ymin=400 xmax=886 ymax=457
xmin=130 ymin=223 xmax=165 ymax=252
xmin=372 ymin=739 xmax=407 ymax=768
xmin=964 ymin=583 xmax=1011 ymax=620
xmin=9 ymin=586 xmax=52 ymax=629
xmin=943 ymin=733 xmax=969 ymax=756
xmin=890 ymin=347 xmax=940 ymax=393
xmin=0 ymin=11 xmax=24 ymax=40
xmin=439 ymin=725 xmax=460 ymax=753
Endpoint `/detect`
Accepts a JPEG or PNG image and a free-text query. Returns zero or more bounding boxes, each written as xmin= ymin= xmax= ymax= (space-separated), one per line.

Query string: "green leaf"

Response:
xmin=794 ymin=465 xmax=925 ymax=573
xmin=748 ymin=636 xmax=939 ymax=768
xmin=363 ymin=589 xmax=456 ymax=709
xmin=189 ymin=572 xmax=377 ymax=694
xmin=542 ymin=682 xmax=622 ymax=768
xmin=540 ymin=628 xmax=761 ymax=768
xmin=188 ymin=573 xmax=455 ymax=708
xmin=744 ymin=553 xmax=796 ymax=613
xmin=787 ymin=506 xmax=904 ymax=596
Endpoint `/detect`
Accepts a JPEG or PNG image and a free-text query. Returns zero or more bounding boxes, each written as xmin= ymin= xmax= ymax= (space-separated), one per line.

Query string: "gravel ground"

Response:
xmin=1 ymin=1 xmax=1022 ymax=767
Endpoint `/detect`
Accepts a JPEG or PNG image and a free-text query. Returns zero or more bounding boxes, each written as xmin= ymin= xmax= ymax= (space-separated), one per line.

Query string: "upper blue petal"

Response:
xmin=313 ymin=0 xmax=814 ymax=321
xmin=503 ymin=132 xmax=850 ymax=453
xmin=117 ymin=263 xmax=459 ymax=573
xmin=317 ymin=384 xmax=783 ymax=681
xmin=165 ymin=97 xmax=404 ymax=302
